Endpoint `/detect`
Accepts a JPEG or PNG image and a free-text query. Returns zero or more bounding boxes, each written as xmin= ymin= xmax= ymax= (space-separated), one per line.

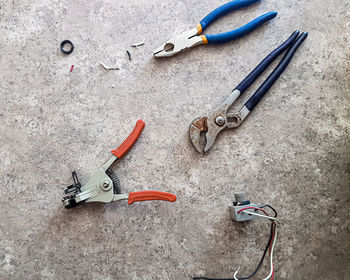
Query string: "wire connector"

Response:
xmin=229 ymin=192 xmax=257 ymax=221
xmin=229 ymin=203 xmax=260 ymax=221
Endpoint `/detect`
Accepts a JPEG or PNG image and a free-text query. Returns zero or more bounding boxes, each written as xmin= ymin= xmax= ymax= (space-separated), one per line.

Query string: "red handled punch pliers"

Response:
xmin=62 ymin=120 xmax=177 ymax=208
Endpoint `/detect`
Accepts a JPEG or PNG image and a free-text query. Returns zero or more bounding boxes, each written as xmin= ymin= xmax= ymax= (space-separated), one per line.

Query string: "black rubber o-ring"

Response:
xmin=60 ymin=40 xmax=74 ymax=54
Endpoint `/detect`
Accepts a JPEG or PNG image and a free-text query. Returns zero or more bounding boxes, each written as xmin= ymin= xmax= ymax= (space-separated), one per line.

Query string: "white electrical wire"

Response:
xmin=233 ymin=267 xmax=240 ymax=280
xmin=262 ymin=226 xmax=278 ymax=280
xmin=242 ymin=210 xmax=280 ymax=223
xmin=233 ymin=226 xmax=278 ymax=280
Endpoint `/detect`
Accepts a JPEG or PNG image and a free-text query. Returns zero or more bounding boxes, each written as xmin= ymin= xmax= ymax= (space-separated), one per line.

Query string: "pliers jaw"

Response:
xmin=62 ymin=167 xmax=118 ymax=208
xmin=189 ymin=89 xmax=241 ymax=153
xmin=189 ymin=114 xmax=229 ymax=154
xmin=189 ymin=117 xmax=208 ymax=154
xmin=62 ymin=193 xmax=84 ymax=209
xmin=203 ymin=114 xmax=228 ymax=152
xmin=153 ymin=28 xmax=204 ymax=57
xmin=62 ymin=171 xmax=85 ymax=208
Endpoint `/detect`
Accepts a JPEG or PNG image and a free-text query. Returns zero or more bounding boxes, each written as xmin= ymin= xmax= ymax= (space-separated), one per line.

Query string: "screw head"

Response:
xmin=215 ymin=116 xmax=225 ymax=126
xmin=101 ymin=181 xmax=111 ymax=191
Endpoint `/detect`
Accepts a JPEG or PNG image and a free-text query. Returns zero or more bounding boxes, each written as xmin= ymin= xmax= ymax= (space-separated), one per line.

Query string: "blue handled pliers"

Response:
xmin=189 ymin=30 xmax=308 ymax=153
xmin=154 ymin=0 xmax=277 ymax=57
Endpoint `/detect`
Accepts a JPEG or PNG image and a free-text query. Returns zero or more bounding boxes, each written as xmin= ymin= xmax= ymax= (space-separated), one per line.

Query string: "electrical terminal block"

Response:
xmin=229 ymin=192 xmax=259 ymax=222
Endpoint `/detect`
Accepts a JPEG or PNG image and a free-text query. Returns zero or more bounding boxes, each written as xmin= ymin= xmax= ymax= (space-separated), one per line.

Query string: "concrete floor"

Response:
xmin=1 ymin=0 xmax=349 ymax=279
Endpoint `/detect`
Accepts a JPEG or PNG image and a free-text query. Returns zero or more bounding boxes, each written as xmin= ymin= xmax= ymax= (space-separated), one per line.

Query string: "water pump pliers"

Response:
xmin=62 ymin=120 xmax=177 ymax=208
xmin=154 ymin=0 xmax=277 ymax=57
xmin=189 ymin=30 xmax=308 ymax=153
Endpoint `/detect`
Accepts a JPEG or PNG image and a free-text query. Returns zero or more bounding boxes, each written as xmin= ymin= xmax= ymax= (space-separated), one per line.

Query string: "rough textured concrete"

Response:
xmin=0 ymin=0 xmax=349 ymax=279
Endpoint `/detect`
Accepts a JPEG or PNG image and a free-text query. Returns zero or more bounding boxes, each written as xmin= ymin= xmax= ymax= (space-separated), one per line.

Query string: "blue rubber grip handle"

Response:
xmin=245 ymin=32 xmax=308 ymax=111
xmin=236 ymin=30 xmax=300 ymax=94
xmin=200 ymin=0 xmax=261 ymax=31
xmin=205 ymin=11 xmax=277 ymax=44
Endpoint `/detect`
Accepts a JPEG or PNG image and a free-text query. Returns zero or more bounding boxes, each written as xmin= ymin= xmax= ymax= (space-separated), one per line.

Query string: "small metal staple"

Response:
xmin=100 ymin=62 xmax=120 ymax=70
xmin=131 ymin=42 xmax=144 ymax=47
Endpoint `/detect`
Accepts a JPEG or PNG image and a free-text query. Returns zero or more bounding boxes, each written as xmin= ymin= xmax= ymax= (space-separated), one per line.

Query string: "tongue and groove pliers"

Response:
xmin=62 ymin=120 xmax=177 ymax=208
xmin=154 ymin=0 xmax=277 ymax=57
xmin=189 ymin=30 xmax=308 ymax=153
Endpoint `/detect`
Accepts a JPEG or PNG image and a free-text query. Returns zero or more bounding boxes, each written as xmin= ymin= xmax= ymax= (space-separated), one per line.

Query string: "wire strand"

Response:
xmin=237 ymin=207 xmax=269 ymax=216
xmin=241 ymin=210 xmax=279 ymax=222
xmin=270 ymin=265 xmax=274 ymax=280
xmin=262 ymin=226 xmax=277 ymax=280
xmin=193 ymin=207 xmax=278 ymax=280
xmin=234 ymin=222 xmax=274 ymax=280
xmin=260 ymin=205 xmax=278 ymax=218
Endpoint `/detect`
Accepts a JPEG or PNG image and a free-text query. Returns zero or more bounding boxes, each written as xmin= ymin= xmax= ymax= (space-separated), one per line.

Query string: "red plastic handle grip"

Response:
xmin=111 ymin=119 xmax=145 ymax=158
xmin=128 ymin=191 xmax=177 ymax=204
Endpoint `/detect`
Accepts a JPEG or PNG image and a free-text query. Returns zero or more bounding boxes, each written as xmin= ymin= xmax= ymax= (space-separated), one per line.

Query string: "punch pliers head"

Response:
xmin=189 ymin=30 xmax=308 ymax=153
xmin=154 ymin=0 xmax=277 ymax=57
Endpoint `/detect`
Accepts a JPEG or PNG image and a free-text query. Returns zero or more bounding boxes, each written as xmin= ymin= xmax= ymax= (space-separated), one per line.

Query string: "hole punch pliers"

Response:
xmin=62 ymin=120 xmax=177 ymax=208
xmin=189 ymin=30 xmax=308 ymax=153
xmin=154 ymin=0 xmax=277 ymax=57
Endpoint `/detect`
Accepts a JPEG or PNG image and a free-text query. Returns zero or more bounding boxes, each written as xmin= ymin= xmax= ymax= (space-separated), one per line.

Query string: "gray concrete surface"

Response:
xmin=0 ymin=0 xmax=349 ymax=279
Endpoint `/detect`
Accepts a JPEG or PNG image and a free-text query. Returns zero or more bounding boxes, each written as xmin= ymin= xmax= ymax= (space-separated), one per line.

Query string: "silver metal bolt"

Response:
xmin=101 ymin=181 xmax=111 ymax=191
xmin=215 ymin=116 xmax=225 ymax=126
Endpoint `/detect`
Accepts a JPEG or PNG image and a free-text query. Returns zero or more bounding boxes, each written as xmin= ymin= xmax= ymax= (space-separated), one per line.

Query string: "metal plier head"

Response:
xmin=189 ymin=89 xmax=248 ymax=153
xmin=153 ymin=27 xmax=205 ymax=57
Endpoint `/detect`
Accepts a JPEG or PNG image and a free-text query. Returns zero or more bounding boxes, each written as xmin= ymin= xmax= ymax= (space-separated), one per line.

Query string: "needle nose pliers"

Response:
xmin=189 ymin=30 xmax=308 ymax=153
xmin=154 ymin=0 xmax=277 ymax=57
